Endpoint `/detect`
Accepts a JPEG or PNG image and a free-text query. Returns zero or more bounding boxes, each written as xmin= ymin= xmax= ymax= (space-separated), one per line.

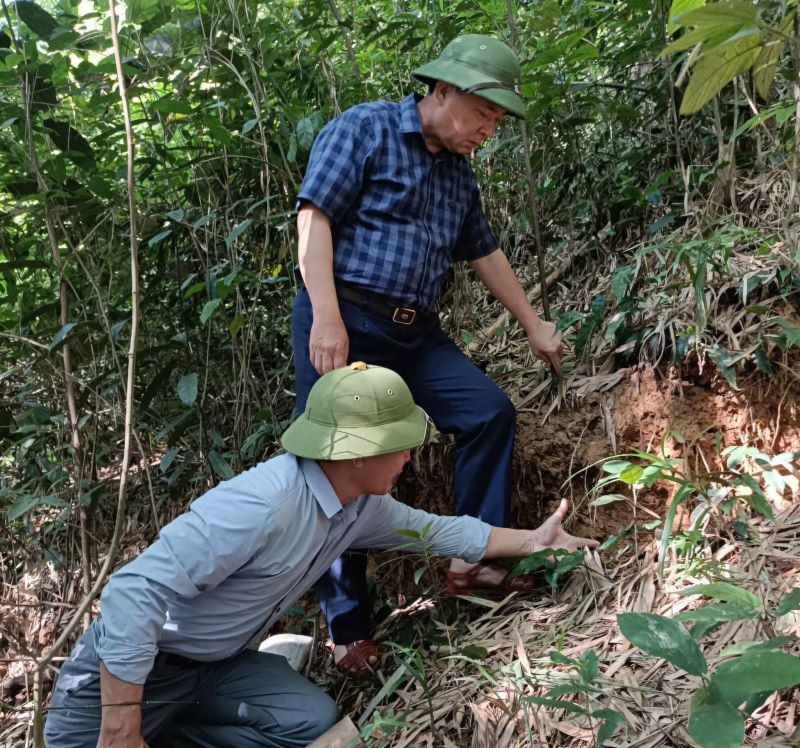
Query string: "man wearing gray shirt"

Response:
xmin=45 ymin=362 xmax=597 ymax=747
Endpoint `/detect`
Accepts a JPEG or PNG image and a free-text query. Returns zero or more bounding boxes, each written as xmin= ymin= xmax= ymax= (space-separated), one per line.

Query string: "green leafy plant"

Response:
xmin=525 ymin=649 xmax=625 ymax=746
xmin=590 ymin=434 xmax=798 ymax=576
xmin=665 ymin=0 xmax=797 ymax=114
xmin=509 ymin=548 xmax=585 ymax=587
xmin=619 ymin=583 xmax=800 ymax=748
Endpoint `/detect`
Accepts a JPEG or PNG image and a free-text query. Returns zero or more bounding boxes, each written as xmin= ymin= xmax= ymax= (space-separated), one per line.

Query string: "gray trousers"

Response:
xmin=44 ymin=626 xmax=339 ymax=747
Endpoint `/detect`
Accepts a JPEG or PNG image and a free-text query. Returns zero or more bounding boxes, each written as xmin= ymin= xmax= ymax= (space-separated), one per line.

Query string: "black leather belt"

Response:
xmin=155 ymin=650 xmax=203 ymax=669
xmin=335 ymin=283 xmax=428 ymax=326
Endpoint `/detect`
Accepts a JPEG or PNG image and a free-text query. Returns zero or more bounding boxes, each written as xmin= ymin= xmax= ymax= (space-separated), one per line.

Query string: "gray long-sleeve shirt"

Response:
xmin=96 ymin=453 xmax=492 ymax=683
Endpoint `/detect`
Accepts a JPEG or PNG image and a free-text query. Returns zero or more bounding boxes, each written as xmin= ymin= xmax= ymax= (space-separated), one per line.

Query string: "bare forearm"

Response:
xmin=297 ymin=204 xmax=340 ymax=318
xmin=482 ymin=499 xmax=598 ymax=560
xmin=483 ymin=526 xmax=535 ymax=558
xmin=470 ymin=250 xmax=542 ymax=333
xmin=98 ymin=661 xmax=145 ymax=745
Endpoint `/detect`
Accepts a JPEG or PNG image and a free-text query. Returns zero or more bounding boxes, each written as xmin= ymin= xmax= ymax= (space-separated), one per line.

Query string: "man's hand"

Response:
xmin=527 ymin=319 xmax=563 ymax=373
xmin=531 ymin=499 xmax=599 ymax=554
xmin=309 ymin=314 xmax=349 ymax=375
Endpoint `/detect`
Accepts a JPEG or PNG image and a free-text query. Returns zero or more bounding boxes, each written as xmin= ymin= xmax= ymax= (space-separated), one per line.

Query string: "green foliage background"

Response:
xmin=1 ymin=0 xmax=798 ymax=566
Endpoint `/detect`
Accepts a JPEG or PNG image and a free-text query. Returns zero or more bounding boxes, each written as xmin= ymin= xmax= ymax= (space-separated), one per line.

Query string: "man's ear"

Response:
xmin=433 ymin=80 xmax=456 ymax=102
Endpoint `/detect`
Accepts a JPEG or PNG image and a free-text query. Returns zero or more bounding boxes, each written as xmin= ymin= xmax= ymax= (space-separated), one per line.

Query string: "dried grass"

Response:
xmin=322 ymin=504 xmax=800 ymax=747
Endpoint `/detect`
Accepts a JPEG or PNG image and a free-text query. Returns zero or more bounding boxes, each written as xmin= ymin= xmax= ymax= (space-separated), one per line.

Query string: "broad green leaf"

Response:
xmin=593 ymin=708 xmax=625 ymax=743
xmin=229 ymin=314 xmax=245 ymax=337
xmin=713 ymin=652 xmax=800 ymax=694
xmin=208 ymin=450 xmax=234 ymax=481
xmin=736 ymin=473 xmax=774 ymax=519
xmin=7 ymin=493 xmax=66 ymax=520
xmin=753 ymin=14 xmax=793 ymax=99
xmin=775 ymin=589 xmax=800 ymax=616
xmin=681 ymin=32 xmax=763 ymax=114
xmin=618 ymin=612 xmax=707 ymax=675
xmin=675 ymin=602 xmax=758 ymax=624
xmin=148 ymin=229 xmax=172 ymax=246
xmin=602 ymin=459 xmax=633 ymax=475
xmin=200 ymin=298 xmax=221 ymax=324
xmin=688 ymin=702 xmax=744 ymax=748
xmin=663 ymin=26 xmax=714 ymax=56
xmin=460 ymin=645 xmax=488 ymax=660
xmin=13 ymin=1 xmax=58 ymax=39
xmin=49 ymin=322 xmax=77 ymax=352
xmin=707 ymin=344 xmax=739 ymax=389
xmin=668 ymin=0 xmax=706 ymax=33
xmin=225 ymin=218 xmax=252 ymax=248
xmin=242 ymin=118 xmax=258 ymax=135
xmin=184 ymin=282 xmax=206 ymax=299
xmin=159 ymin=446 xmax=179 ymax=473
xmin=610 ymin=265 xmax=634 ymax=303
xmin=192 ymin=211 xmax=217 ymax=229
xmin=413 ymin=565 xmax=426 ymax=585
xmin=176 ymin=372 xmax=198 ymax=406
xmin=721 ymin=637 xmax=796 ymax=657
xmin=679 ymin=582 xmax=760 ymax=609
xmin=620 ymin=464 xmax=643 ymax=485
xmin=296 ymin=113 xmax=322 ymax=150
xmin=524 ymin=695 xmax=588 ymax=714
xmin=679 ymin=1 xmax=759 ymax=28
xmin=578 ymin=649 xmax=599 ymax=683
xmin=549 ymin=651 xmax=577 ymax=666
xmin=775 ymin=318 xmax=800 ymax=348
xmin=590 ymin=493 xmax=629 ymax=507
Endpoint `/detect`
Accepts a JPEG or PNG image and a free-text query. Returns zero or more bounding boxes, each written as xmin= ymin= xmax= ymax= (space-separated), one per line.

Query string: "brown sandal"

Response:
xmin=334 ymin=639 xmax=379 ymax=676
xmin=445 ymin=564 xmax=534 ymax=597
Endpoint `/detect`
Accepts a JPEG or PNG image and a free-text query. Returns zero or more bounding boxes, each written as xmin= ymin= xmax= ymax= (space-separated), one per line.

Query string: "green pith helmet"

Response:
xmin=281 ymin=362 xmax=437 ymax=460
xmin=412 ymin=34 xmax=524 ymax=119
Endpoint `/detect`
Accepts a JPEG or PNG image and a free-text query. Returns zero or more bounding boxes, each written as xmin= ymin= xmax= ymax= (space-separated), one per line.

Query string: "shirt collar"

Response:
xmin=300 ymin=458 xmax=344 ymax=519
xmin=399 ymin=93 xmax=423 ymax=135
xmin=400 ymin=92 xmax=462 ymax=163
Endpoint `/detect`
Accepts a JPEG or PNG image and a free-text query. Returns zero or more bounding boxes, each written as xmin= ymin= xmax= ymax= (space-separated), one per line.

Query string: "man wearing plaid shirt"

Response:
xmin=291 ymin=34 xmax=563 ymax=674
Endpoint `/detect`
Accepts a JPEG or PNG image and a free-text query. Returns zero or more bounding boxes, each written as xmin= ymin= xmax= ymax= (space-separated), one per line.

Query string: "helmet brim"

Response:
xmin=413 ymin=59 xmax=525 ymax=119
xmin=281 ymin=403 xmax=430 ymax=460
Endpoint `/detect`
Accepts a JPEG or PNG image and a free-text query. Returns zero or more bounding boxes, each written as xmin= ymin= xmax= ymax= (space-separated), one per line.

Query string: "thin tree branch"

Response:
xmin=30 ymin=0 xmax=141 ymax=741
xmin=505 ymin=0 xmax=550 ymax=319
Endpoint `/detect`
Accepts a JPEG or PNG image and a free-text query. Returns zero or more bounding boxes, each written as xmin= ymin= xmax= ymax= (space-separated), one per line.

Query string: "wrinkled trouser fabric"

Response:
xmin=44 ymin=624 xmax=339 ymax=748
xmin=291 ymin=288 xmax=516 ymax=644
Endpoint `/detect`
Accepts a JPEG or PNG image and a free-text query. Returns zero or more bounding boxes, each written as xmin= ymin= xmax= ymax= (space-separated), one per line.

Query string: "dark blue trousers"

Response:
xmin=291 ymin=288 xmax=515 ymax=643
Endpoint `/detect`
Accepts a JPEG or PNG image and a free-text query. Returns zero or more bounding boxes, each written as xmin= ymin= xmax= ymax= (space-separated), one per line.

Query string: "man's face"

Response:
xmin=357 ymin=449 xmax=411 ymax=495
xmin=431 ymin=84 xmax=506 ymax=155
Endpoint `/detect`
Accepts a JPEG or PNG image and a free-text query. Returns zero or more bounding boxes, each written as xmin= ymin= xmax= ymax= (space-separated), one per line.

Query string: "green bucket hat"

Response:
xmin=281 ymin=362 xmax=437 ymax=460
xmin=412 ymin=34 xmax=524 ymax=119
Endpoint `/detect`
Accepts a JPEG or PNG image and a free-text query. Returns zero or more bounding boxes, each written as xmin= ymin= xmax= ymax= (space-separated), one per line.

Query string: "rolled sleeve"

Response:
xmin=297 ymin=110 xmax=374 ymax=223
xmin=349 ymin=494 xmax=492 ymax=563
xmin=453 ymin=187 xmax=497 ymax=262
xmin=96 ymin=482 xmax=273 ymax=683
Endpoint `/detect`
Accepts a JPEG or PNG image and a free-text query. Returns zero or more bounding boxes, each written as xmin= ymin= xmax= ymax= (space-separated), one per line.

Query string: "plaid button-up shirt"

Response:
xmin=297 ymin=94 xmax=497 ymax=310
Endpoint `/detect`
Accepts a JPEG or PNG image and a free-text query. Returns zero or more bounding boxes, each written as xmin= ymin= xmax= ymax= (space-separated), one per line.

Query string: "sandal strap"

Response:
xmin=335 ymin=639 xmax=378 ymax=674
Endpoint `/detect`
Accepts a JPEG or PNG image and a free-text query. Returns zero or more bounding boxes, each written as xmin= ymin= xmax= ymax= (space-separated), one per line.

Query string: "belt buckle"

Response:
xmin=392 ymin=307 xmax=416 ymax=325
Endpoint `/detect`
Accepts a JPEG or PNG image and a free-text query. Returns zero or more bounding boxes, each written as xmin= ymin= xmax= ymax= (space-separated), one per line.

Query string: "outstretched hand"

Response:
xmin=527 ymin=319 xmax=563 ymax=373
xmin=532 ymin=499 xmax=599 ymax=554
